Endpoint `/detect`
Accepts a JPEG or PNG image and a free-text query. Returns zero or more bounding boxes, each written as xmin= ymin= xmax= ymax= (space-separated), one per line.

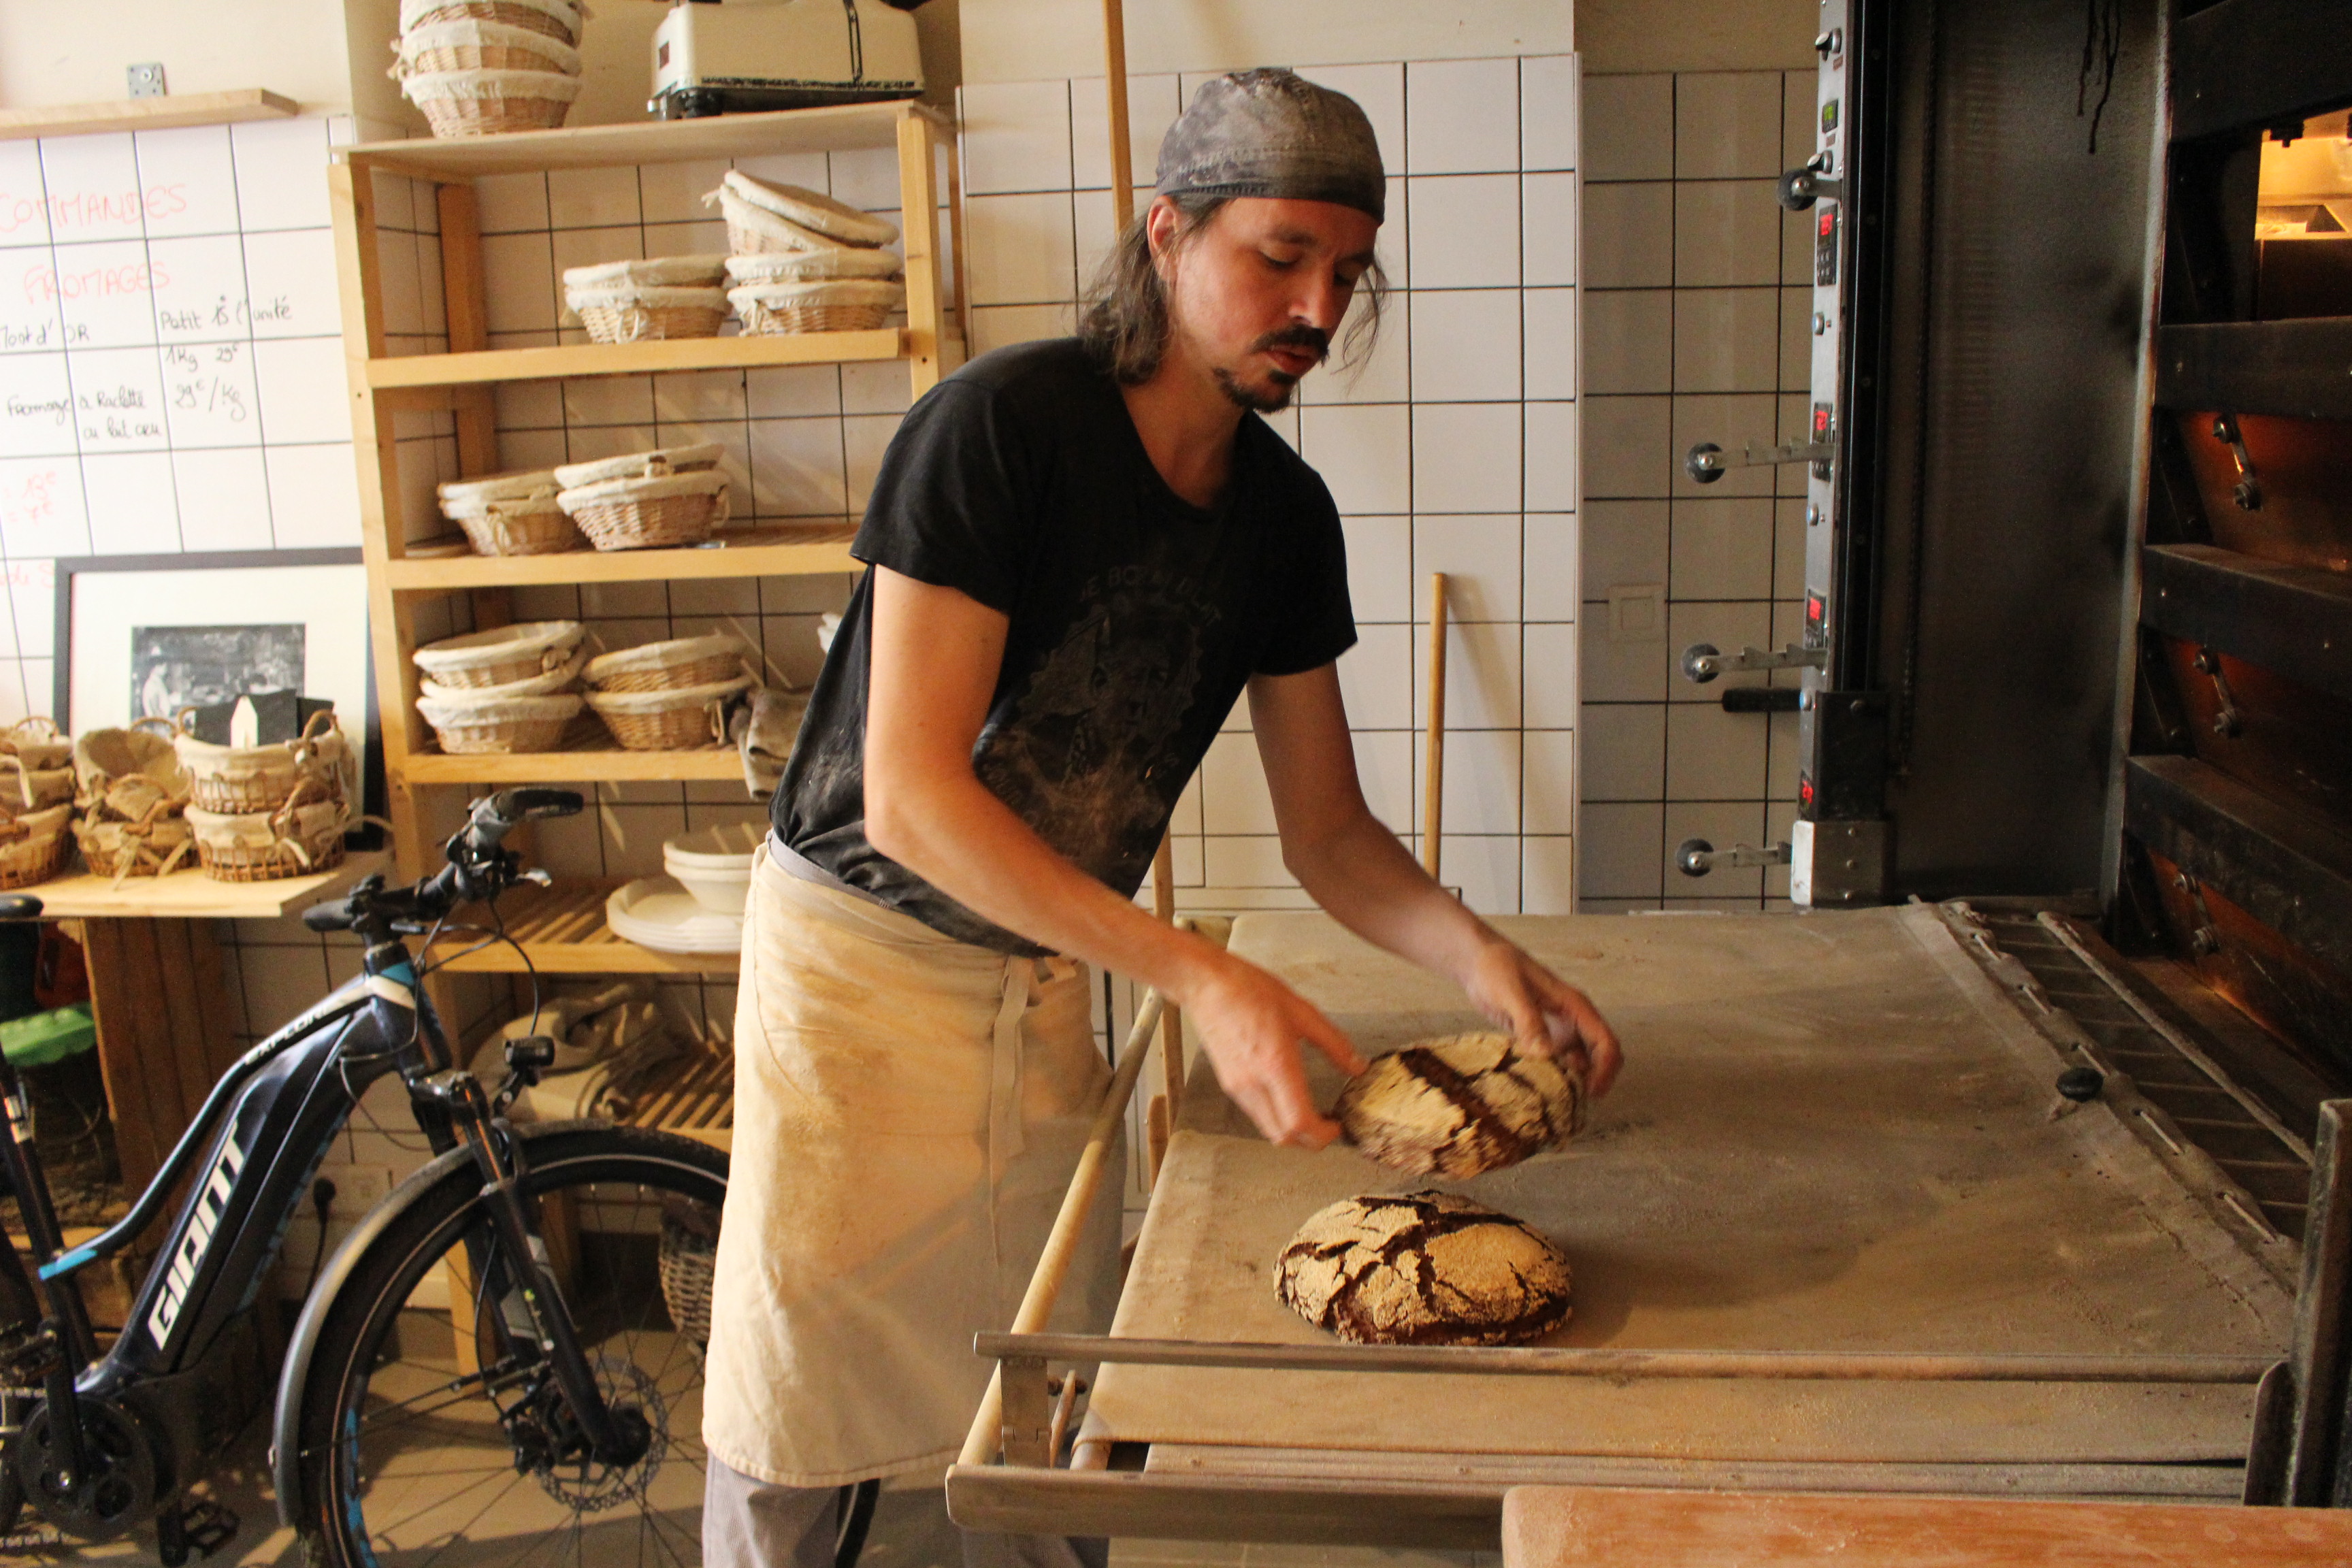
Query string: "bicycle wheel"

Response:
xmin=0 ymin=1245 xmax=31 ymax=1540
xmin=291 ymin=1125 xmax=726 ymax=1568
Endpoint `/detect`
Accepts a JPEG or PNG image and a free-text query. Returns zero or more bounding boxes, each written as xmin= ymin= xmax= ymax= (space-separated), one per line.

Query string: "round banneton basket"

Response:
xmin=75 ymin=813 xmax=195 ymax=882
xmin=402 ymin=67 xmax=581 ymax=137
xmin=0 ymin=756 xmax=74 ymax=817
xmin=1 ymin=717 xmax=72 ymax=772
xmin=551 ymin=442 xmax=721 ymax=491
xmin=392 ymin=18 xmax=581 ymax=76
xmin=413 ymin=621 xmax=585 ymax=690
xmin=419 ymin=651 xmax=583 ymax=703
xmin=73 ymin=724 xmax=194 ymax=882
xmin=708 ymin=171 xmax=899 ymax=248
xmin=185 ymin=785 xmax=351 ymax=883
xmin=725 ymin=248 xmax=902 ymax=287
xmin=0 ymin=804 xmax=73 ymax=891
xmin=558 ymin=470 xmax=729 ymax=551
xmin=446 ymin=493 xmax=583 ymax=557
xmin=399 ymin=0 xmax=582 ymax=45
xmin=584 ymin=635 xmax=750 ymax=694
xmin=587 ymin=676 xmax=753 ymax=751
xmin=564 ymin=257 xmax=728 ymax=290
xmin=566 ymin=284 xmax=730 ymax=344
xmin=173 ymin=708 xmax=353 ymax=816
xmin=418 ymin=692 xmax=583 ymax=754
xmin=731 ymin=279 xmax=905 ymax=336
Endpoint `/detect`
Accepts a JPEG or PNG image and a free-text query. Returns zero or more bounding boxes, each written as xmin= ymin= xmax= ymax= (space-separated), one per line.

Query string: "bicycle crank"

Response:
xmin=15 ymin=1394 xmax=161 ymax=1540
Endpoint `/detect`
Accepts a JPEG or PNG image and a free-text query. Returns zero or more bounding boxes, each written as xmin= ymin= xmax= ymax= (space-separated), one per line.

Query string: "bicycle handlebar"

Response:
xmin=301 ymin=788 xmax=584 ymax=934
xmin=0 ymin=895 xmax=42 ymax=921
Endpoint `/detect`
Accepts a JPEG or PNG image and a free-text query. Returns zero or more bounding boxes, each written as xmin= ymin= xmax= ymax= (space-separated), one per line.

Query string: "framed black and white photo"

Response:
xmin=56 ymin=549 xmax=379 ymax=816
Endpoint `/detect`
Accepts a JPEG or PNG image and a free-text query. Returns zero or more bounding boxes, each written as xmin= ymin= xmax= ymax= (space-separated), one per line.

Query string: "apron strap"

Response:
xmin=985 ymin=956 xmax=1034 ymax=1274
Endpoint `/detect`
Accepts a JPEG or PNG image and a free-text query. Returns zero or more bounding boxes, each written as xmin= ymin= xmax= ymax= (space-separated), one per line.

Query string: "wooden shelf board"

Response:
xmin=29 ymin=851 xmax=389 ymax=920
xmin=368 ymin=329 xmax=906 ymax=388
xmin=387 ymin=527 xmax=857 ymax=588
xmin=340 ymin=99 xmax=939 ymax=180
xmin=0 ymin=88 xmax=297 ymax=142
xmin=405 ymin=748 xmax=746 ymax=784
xmin=436 ymin=879 xmax=737 ymax=974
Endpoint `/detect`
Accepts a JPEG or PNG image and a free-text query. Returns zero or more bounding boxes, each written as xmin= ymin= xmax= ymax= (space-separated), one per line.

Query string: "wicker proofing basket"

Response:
xmin=174 ymin=708 xmax=353 ymax=815
xmin=185 ymin=787 xmax=350 ymax=883
xmin=587 ymin=676 xmax=753 ymax=751
xmin=1 ymin=717 xmax=71 ymax=771
xmin=658 ymin=1198 xmax=717 ymax=1343
xmin=0 ymin=758 xmax=75 ymax=817
xmin=551 ymin=443 xmax=722 ymax=490
xmin=74 ymin=726 xmax=193 ymax=827
xmin=74 ymin=813 xmax=194 ymax=881
xmin=419 ymin=651 xmax=583 ymax=704
xmin=563 ymin=257 xmax=729 ymax=290
xmin=403 ymin=67 xmax=581 ymax=137
xmin=710 ymin=186 xmax=853 ymax=257
xmin=447 ymin=493 xmax=585 ymax=557
xmin=724 ymin=248 xmax=903 ymax=287
xmin=414 ymin=621 xmax=585 ymax=689
xmin=392 ymin=18 xmax=581 ymax=76
xmin=584 ymin=636 xmax=751 ymax=694
xmin=730 ymin=279 xmax=905 ymax=336
xmin=567 ymin=285 xmax=730 ymax=344
xmin=0 ymin=804 xmax=72 ymax=891
xmin=558 ymin=472 xmax=729 ymax=552
xmin=710 ymin=170 xmax=900 ymax=248
xmin=399 ymin=0 xmax=581 ymax=44
xmin=418 ymin=692 xmax=584 ymax=755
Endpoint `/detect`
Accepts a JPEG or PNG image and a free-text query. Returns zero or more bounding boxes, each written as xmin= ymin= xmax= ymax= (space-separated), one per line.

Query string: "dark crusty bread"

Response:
xmin=1273 ymin=1190 xmax=1573 ymax=1346
xmin=1333 ymin=1031 xmax=1584 ymax=1178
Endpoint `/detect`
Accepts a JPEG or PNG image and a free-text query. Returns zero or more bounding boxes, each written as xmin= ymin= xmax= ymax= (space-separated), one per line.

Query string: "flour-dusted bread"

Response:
xmin=1334 ymin=1032 xmax=1584 ymax=1178
xmin=1274 ymin=1191 xmax=1573 ymax=1346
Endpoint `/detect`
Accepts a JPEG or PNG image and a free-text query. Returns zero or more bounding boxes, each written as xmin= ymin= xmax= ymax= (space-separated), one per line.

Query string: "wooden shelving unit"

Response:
xmin=0 ymin=87 xmax=297 ymax=141
xmin=331 ymin=101 xmax=963 ymax=966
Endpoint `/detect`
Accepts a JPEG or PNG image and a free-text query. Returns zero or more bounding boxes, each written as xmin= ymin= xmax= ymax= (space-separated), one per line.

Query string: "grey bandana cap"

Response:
xmin=1154 ymin=69 xmax=1386 ymax=223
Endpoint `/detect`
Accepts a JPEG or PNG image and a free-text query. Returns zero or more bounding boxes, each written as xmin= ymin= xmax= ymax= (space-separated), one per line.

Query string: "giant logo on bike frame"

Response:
xmin=147 ymin=1130 xmax=246 ymax=1348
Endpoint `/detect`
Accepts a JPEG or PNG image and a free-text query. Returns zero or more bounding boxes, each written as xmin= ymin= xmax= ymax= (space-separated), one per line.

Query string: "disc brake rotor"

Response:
xmin=523 ymin=1356 xmax=668 ymax=1513
xmin=15 ymin=1396 xmax=159 ymax=1540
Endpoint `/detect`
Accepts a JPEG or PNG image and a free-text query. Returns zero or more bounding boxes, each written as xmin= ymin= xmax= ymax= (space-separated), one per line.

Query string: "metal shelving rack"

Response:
xmin=328 ymin=101 xmax=962 ymax=972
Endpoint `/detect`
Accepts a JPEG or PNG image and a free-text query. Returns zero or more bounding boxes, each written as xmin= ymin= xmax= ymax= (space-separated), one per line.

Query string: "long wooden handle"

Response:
xmin=1102 ymin=0 xmax=1134 ymax=231
xmin=958 ymin=991 xmax=1164 ymax=1467
xmin=1422 ymin=573 xmax=1448 ymax=881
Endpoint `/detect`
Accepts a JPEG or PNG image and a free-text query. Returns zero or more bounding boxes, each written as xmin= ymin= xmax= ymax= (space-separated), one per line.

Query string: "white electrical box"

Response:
xmin=651 ymin=0 xmax=926 ymax=120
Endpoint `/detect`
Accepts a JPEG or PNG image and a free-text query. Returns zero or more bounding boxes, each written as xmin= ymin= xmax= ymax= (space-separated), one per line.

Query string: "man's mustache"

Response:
xmin=1252 ymin=325 xmax=1330 ymax=363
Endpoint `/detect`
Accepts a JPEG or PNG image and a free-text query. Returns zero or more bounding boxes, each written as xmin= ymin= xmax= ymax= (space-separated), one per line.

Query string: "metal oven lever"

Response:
xmin=1686 ymin=437 xmax=1835 ymax=484
xmin=1778 ymin=152 xmax=1844 ymax=212
xmin=1682 ymin=642 xmax=1830 ymax=684
xmin=1678 ymin=838 xmax=1792 ymax=877
xmin=2210 ymin=414 xmax=2261 ymax=510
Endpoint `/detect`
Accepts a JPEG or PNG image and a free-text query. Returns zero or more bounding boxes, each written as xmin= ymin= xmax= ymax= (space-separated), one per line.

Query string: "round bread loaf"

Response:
xmin=1274 ymin=1191 xmax=1573 ymax=1345
xmin=1334 ymin=1032 xmax=1584 ymax=1178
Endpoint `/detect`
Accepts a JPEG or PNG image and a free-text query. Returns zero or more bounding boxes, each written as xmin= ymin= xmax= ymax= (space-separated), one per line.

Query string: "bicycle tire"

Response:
xmin=289 ymin=1124 xmax=727 ymax=1568
xmin=0 ymin=1250 xmax=30 ymax=1541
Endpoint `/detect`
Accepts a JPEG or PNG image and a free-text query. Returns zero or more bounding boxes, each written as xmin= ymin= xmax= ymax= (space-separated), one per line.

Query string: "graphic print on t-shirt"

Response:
xmin=975 ymin=559 xmax=1217 ymax=896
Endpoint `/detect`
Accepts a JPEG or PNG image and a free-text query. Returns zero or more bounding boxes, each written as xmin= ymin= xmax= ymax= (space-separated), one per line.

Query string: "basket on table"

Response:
xmin=583 ymin=635 xmax=751 ymax=694
xmin=0 ymin=718 xmax=72 ymax=772
xmin=399 ymin=0 xmax=583 ymax=43
xmin=704 ymin=171 xmax=900 ymax=254
xmin=557 ymin=471 xmax=730 ymax=552
xmin=0 ymin=804 xmax=74 ymax=891
xmin=414 ymin=621 xmax=585 ymax=690
xmin=587 ymin=676 xmax=755 ymax=751
xmin=438 ymin=469 xmax=581 ymax=557
xmin=184 ymin=778 xmax=350 ymax=883
xmin=732 ymin=278 xmax=906 ymax=336
xmin=401 ymin=66 xmax=581 ymax=137
xmin=173 ymin=708 xmax=353 ymax=817
xmin=563 ymin=259 xmax=730 ymax=344
xmin=71 ymin=724 xmax=195 ymax=882
xmin=393 ymin=18 xmax=580 ymax=75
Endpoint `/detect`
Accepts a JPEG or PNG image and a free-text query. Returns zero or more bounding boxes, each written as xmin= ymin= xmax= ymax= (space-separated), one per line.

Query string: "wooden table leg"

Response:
xmin=79 ymin=917 xmax=242 ymax=1193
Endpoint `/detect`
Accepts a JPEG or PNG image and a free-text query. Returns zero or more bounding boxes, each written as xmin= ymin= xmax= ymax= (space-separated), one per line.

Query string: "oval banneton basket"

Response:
xmin=552 ymin=442 xmax=722 ymax=491
xmin=587 ymin=676 xmax=754 ymax=751
xmin=711 ymin=170 xmax=899 ymax=248
xmin=446 ymin=492 xmax=584 ymax=557
xmin=562 ymin=257 xmax=728 ymax=291
xmin=418 ymin=691 xmax=584 ymax=754
xmin=393 ymin=18 xmax=581 ymax=76
xmin=399 ymin=0 xmax=582 ymax=45
xmin=413 ymin=621 xmax=585 ymax=689
xmin=710 ymin=187 xmax=856 ymax=257
xmin=584 ymin=635 xmax=751 ymax=694
xmin=558 ymin=470 xmax=729 ymax=551
xmin=173 ymin=708 xmax=353 ymax=816
xmin=0 ymin=804 xmax=74 ymax=891
xmin=73 ymin=724 xmax=195 ymax=881
xmin=419 ymin=650 xmax=583 ymax=704
xmin=732 ymin=279 xmax=905 ymax=336
xmin=725 ymin=248 xmax=903 ymax=287
xmin=185 ymin=787 xmax=350 ymax=883
xmin=402 ymin=67 xmax=581 ymax=137
xmin=566 ymin=284 xmax=730 ymax=344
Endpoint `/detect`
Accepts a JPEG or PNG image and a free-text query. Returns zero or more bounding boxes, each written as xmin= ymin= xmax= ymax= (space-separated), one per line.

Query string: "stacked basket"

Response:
xmin=0 ymin=719 xmax=76 ymax=890
xmin=393 ymin=0 xmax=585 ymax=138
xmin=562 ymin=257 xmax=731 ymax=345
xmin=583 ymin=635 xmax=757 ymax=752
xmin=414 ymin=621 xmax=587 ymax=754
xmin=178 ymin=709 xmax=358 ymax=883
xmin=437 ymin=468 xmax=582 ymax=557
xmin=708 ymin=171 xmax=908 ymax=333
xmin=556 ymin=444 xmax=731 ymax=552
xmin=71 ymin=724 xmax=194 ymax=884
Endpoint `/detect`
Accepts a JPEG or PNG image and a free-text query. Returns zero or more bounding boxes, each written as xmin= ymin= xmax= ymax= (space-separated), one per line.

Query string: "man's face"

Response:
xmin=1156 ymin=197 xmax=1380 ymax=413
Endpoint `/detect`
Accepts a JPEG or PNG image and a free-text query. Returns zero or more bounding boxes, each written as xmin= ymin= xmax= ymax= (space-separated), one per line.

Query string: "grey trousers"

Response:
xmin=703 ymin=1456 xmax=1109 ymax=1568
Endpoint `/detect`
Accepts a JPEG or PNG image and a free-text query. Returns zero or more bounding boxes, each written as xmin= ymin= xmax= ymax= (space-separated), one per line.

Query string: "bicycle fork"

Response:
xmin=420 ymin=1070 xmax=648 ymax=1468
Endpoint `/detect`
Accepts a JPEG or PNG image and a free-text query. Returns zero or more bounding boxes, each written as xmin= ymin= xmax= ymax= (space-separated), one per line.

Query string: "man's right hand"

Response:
xmin=1181 ymin=952 xmax=1368 ymax=1148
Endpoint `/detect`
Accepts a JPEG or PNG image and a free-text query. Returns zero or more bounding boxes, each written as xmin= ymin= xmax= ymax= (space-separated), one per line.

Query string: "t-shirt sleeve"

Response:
xmin=851 ymin=380 xmax=1028 ymax=615
xmin=1254 ymin=474 xmax=1358 ymax=676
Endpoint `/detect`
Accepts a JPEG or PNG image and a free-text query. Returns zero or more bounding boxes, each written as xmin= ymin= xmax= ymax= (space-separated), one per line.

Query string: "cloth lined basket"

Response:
xmin=564 ymin=257 xmax=728 ymax=290
xmin=185 ymin=783 xmax=351 ymax=883
xmin=418 ymin=692 xmax=584 ymax=754
xmin=402 ymin=67 xmax=581 ymax=137
xmin=438 ymin=469 xmax=581 ymax=556
xmin=587 ymin=676 xmax=754 ymax=751
xmin=552 ymin=444 xmax=721 ymax=490
xmin=173 ymin=708 xmax=353 ymax=816
xmin=731 ymin=279 xmax=905 ymax=336
xmin=414 ymin=621 xmax=585 ymax=689
xmin=709 ymin=172 xmax=899 ymax=248
xmin=583 ymin=636 xmax=751 ymax=694
xmin=71 ymin=725 xmax=195 ymax=883
xmin=0 ymin=804 xmax=74 ymax=891
xmin=566 ymin=284 xmax=730 ymax=344
xmin=419 ymin=651 xmax=584 ymax=703
xmin=1 ymin=718 xmax=71 ymax=772
xmin=399 ymin=0 xmax=582 ymax=44
xmin=558 ymin=471 xmax=730 ymax=551
xmin=725 ymin=248 xmax=903 ymax=287
xmin=393 ymin=18 xmax=580 ymax=75
xmin=0 ymin=758 xmax=74 ymax=817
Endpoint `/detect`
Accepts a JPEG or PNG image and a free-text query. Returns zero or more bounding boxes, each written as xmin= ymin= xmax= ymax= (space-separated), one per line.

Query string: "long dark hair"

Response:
xmin=1077 ymin=195 xmax=1390 ymax=386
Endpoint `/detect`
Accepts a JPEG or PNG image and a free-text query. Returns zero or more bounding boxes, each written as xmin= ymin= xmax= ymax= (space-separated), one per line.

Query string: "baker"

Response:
xmin=702 ymin=68 xmax=1623 ymax=1567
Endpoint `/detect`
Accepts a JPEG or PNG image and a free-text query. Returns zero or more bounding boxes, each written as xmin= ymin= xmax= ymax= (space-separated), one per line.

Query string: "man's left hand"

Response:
xmin=1462 ymin=939 xmax=1622 ymax=1098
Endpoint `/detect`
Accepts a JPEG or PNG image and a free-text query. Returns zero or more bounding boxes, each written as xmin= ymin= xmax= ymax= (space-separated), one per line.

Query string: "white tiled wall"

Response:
xmin=962 ymin=55 xmax=1583 ymax=918
xmin=1577 ymin=70 xmax=1818 ymax=911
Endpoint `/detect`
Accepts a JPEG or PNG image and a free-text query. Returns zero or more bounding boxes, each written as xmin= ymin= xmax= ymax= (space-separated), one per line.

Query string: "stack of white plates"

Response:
xmin=606 ymin=877 xmax=743 ymax=954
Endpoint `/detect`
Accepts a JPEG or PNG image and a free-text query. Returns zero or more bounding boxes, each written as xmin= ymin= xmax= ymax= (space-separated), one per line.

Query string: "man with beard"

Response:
xmin=703 ymin=69 xmax=1622 ymax=1568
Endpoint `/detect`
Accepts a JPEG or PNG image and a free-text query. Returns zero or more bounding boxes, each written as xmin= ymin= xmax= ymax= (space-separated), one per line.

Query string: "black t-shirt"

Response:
xmin=770 ymin=338 xmax=1357 ymax=955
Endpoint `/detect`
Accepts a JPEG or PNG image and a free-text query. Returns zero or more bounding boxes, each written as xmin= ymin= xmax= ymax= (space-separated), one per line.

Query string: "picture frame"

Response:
xmin=54 ymin=549 xmax=383 ymax=823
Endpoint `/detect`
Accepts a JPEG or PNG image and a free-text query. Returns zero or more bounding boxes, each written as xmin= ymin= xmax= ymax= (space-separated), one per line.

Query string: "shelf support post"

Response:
xmin=898 ymin=111 xmax=947 ymax=398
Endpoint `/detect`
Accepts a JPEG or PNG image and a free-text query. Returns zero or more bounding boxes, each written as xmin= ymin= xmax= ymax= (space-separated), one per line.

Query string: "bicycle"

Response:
xmin=0 ymin=787 xmax=872 ymax=1567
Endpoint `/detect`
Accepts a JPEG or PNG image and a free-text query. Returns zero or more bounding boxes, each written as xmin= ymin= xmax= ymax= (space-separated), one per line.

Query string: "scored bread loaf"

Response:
xmin=1335 ymin=1031 xmax=1584 ymax=1178
xmin=1274 ymin=1190 xmax=1573 ymax=1346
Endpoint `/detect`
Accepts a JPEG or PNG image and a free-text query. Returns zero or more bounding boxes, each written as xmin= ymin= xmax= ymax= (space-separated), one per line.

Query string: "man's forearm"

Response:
xmin=1285 ymin=806 xmax=1507 ymax=991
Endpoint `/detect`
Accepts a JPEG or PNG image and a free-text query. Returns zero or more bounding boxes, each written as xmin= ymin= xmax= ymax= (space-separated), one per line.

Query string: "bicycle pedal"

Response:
xmin=163 ymin=1500 xmax=240 ymax=1562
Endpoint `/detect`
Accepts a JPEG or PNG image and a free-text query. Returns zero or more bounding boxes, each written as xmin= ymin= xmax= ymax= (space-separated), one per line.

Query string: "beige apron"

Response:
xmin=702 ymin=846 xmax=1122 ymax=1488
